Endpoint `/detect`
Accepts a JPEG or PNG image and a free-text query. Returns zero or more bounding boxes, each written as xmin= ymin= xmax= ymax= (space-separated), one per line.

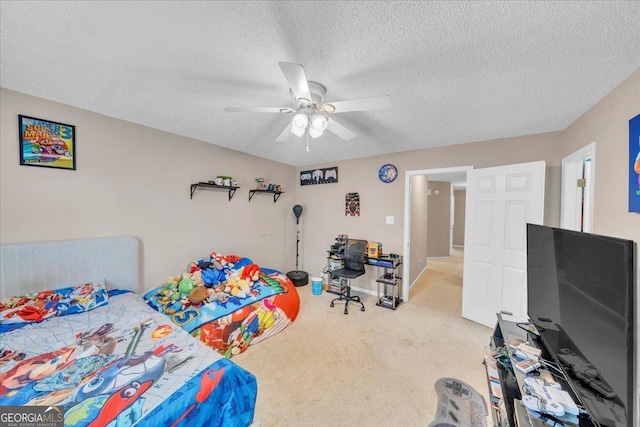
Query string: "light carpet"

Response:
xmin=233 ymin=249 xmax=492 ymax=426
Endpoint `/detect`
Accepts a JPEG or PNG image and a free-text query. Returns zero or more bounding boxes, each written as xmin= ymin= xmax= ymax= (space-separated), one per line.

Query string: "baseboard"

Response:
xmin=409 ymin=264 xmax=428 ymax=291
xmin=452 ymin=244 xmax=464 ymax=248
xmin=427 ymin=256 xmax=450 ymax=260
xmin=348 ymin=286 xmax=378 ymax=297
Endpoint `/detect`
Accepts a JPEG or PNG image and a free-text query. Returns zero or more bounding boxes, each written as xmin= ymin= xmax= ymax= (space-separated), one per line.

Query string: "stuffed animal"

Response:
xmin=188 ymin=287 xmax=209 ymax=305
xmin=188 ymin=262 xmax=200 ymax=274
xmin=178 ymin=273 xmax=195 ymax=295
xmin=190 ymin=269 xmax=204 ymax=287
xmin=207 ymin=291 xmax=229 ymax=304
xmin=232 ymin=257 xmax=253 ymax=270
xmin=209 ymin=251 xmax=227 ymax=267
xmin=157 ymin=277 xmax=180 ymax=303
xmin=201 ymin=268 xmax=226 ymax=286
xmin=226 ymin=274 xmax=251 ymax=298
xmin=241 ymin=264 xmax=260 ymax=283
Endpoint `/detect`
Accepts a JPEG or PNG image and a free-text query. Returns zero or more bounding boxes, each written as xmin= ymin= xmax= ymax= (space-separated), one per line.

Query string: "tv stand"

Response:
xmin=556 ymin=349 xmax=616 ymax=399
xmin=485 ymin=314 xmax=595 ymax=427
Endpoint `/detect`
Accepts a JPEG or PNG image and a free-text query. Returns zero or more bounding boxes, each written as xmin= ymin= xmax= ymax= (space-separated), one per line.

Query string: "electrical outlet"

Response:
xmin=385 ymin=216 xmax=395 ymax=225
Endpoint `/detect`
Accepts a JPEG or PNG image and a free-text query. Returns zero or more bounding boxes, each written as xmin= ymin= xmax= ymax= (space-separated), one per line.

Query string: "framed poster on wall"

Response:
xmin=300 ymin=166 xmax=338 ymax=185
xmin=630 ymin=113 xmax=640 ymax=213
xmin=19 ymin=115 xmax=76 ymax=170
xmin=345 ymin=192 xmax=360 ymax=216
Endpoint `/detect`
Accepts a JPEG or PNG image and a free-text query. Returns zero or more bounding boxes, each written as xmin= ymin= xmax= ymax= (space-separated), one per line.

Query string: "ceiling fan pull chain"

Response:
xmin=306 ymin=125 xmax=310 ymax=152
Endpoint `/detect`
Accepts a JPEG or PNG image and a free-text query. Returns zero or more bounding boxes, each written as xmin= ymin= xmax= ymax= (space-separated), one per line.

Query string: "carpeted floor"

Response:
xmin=233 ymin=248 xmax=492 ymax=426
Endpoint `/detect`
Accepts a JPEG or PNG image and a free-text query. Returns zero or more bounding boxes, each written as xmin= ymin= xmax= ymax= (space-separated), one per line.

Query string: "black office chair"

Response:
xmin=330 ymin=238 xmax=367 ymax=314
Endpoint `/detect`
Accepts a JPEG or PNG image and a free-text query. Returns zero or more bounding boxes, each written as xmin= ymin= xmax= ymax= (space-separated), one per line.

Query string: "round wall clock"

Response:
xmin=378 ymin=164 xmax=398 ymax=183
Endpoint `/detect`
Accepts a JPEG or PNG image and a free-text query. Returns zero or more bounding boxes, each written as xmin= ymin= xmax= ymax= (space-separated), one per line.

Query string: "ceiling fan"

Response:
xmin=224 ymin=62 xmax=391 ymax=149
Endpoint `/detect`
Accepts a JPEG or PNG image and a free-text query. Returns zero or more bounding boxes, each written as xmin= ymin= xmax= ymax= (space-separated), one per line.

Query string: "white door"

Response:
xmin=461 ymin=161 xmax=546 ymax=327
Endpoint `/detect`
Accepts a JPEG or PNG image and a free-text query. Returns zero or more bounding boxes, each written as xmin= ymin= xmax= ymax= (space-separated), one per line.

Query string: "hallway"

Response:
xmin=409 ymin=247 xmax=465 ymax=316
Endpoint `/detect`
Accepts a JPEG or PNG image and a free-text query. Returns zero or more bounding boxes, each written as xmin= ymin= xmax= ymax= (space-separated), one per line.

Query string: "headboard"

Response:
xmin=0 ymin=236 xmax=140 ymax=298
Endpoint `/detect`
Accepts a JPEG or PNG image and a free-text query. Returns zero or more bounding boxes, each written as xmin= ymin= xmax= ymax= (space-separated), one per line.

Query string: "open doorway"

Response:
xmin=561 ymin=142 xmax=596 ymax=232
xmin=402 ymin=166 xmax=472 ymax=303
xmin=425 ymin=179 xmax=468 ymax=258
xmin=403 ymin=161 xmax=546 ymax=327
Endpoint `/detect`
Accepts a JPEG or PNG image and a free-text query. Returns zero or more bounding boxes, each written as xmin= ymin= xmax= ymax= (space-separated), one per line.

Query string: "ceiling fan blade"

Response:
xmin=322 ymin=95 xmax=391 ymax=114
xmin=276 ymin=123 xmax=293 ymax=142
xmin=278 ymin=62 xmax=312 ymax=105
xmin=326 ymin=118 xmax=356 ymax=141
xmin=224 ymin=107 xmax=294 ymax=113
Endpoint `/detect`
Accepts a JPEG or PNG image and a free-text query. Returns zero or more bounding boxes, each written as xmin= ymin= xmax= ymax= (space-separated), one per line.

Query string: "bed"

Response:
xmin=141 ymin=250 xmax=300 ymax=358
xmin=0 ymin=237 xmax=257 ymax=427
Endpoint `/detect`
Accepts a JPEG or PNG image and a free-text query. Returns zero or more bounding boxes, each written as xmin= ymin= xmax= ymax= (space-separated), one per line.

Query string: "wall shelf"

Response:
xmin=248 ymin=189 xmax=283 ymax=203
xmin=190 ymin=182 xmax=239 ymax=201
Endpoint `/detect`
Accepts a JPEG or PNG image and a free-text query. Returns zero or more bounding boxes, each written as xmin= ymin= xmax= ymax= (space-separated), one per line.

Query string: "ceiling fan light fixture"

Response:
xmin=291 ymin=123 xmax=306 ymax=138
xmin=308 ymin=127 xmax=324 ymax=139
xmin=292 ymin=113 xmax=308 ymax=128
xmin=298 ymin=97 xmax=312 ymax=106
xmin=310 ymin=114 xmax=328 ymax=132
xmin=321 ymin=103 xmax=336 ymax=114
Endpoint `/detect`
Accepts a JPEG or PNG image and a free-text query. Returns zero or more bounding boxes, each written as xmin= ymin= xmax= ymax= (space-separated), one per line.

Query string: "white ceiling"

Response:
xmin=1 ymin=1 xmax=639 ymax=167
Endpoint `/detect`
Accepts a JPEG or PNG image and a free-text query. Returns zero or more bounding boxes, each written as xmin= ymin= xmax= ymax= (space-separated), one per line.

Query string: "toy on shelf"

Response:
xmin=255 ymin=178 xmax=282 ymax=192
xmin=210 ymin=175 xmax=235 ymax=186
xmin=255 ymin=178 xmax=267 ymax=190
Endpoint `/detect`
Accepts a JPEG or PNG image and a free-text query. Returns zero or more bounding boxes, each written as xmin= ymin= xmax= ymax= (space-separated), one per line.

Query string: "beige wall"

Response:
xmin=3 ymin=68 xmax=636 ymax=296
xmin=296 ymin=132 xmax=563 ymax=294
xmin=0 ymin=89 xmax=297 ymax=289
xmin=558 ymin=69 xmax=639 ymax=403
xmin=453 ymin=190 xmax=466 ymax=246
xmin=560 ymin=68 xmax=640 ymax=249
xmin=409 ymin=175 xmax=428 ymax=284
xmin=427 ymin=181 xmax=452 ymax=257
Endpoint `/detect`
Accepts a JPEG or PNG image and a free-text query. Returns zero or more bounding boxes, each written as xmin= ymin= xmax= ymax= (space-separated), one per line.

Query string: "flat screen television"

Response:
xmin=526 ymin=224 xmax=636 ymax=427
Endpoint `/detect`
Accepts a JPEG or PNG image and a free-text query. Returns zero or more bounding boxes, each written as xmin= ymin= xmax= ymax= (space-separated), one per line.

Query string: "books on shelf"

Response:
xmin=377 ymin=272 xmax=397 ymax=285
xmin=377 ymin=294 xmax=400 ymax=308
xmin=327 ymin=278 xmax=347 ymax=295
xmin=329 ymin=259 xmax=343 ymax=270
xmin=374 ymin=259 xmax=394 ymax=268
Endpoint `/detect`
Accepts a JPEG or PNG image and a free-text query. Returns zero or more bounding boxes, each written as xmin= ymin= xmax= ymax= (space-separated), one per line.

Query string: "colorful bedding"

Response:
xmin=143 ymin=251 xmax=300 ymax=358
xmin=0 ymin=290 xmax=257 ymax=427
xmin=0 ymin=282 xmax=108 ymax=333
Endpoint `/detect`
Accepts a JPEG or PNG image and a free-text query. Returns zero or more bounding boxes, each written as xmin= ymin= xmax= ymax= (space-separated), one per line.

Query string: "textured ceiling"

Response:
xmin=1 ymin=1 xmax=639 ymax=167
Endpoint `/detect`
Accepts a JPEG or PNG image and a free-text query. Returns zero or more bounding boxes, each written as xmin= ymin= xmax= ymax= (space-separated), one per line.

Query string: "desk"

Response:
xmin=325 ymin=250 xmax=403 ymax=310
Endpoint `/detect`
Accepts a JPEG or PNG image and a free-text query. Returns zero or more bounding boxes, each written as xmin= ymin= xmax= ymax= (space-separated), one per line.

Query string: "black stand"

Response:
xmin=286 ymin=205 xmax=308 ymax=287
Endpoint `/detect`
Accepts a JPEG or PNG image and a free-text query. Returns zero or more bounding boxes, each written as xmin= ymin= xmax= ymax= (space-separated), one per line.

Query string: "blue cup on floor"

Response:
xmin=311 ymin=277 xmax=323 ymax=295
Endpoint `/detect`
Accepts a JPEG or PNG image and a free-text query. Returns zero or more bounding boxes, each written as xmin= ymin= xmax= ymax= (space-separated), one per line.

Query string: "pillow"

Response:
xmin=0 ymin=282 xmax=109 ymax=333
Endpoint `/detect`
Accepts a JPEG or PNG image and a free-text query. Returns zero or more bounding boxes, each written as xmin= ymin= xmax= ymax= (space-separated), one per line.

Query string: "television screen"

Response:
xmin=526 ymin=224 xmax=635 ymax=427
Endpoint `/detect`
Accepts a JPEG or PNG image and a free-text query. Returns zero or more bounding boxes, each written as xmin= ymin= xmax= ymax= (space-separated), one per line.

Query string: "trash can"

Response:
xmin=311 ymin=277 xmax=323 ymax=295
